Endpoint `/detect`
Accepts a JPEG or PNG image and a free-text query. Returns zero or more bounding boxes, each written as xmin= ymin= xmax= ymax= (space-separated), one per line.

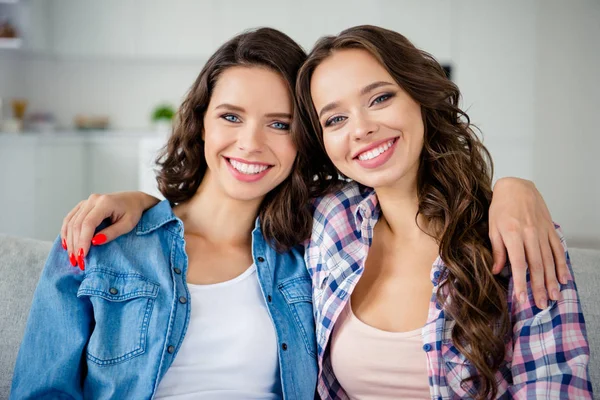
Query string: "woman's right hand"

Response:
xmin=61 ymin=191 xmax=160 ymax=269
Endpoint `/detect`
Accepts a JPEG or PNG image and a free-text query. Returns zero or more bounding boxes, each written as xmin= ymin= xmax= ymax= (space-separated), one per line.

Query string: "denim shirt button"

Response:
xmin=173 ymin=267 xmax=181 ymax=275
xmin=179 ymin=296 xmax=188 ymax=304
xmin=423 ymin=343 xmax=432 ymax=352
xmin=257 ymin=257 xmax=265 ymax=263
xmin=109 ymin=287 xmax=118 ymax=295
xmin=267 ymin=295 xmax=272 ymax=303
xmin=281 ymin=343 xmax=288 ymax=351
xmin=167 ymin=345 xmax=175 ymax=354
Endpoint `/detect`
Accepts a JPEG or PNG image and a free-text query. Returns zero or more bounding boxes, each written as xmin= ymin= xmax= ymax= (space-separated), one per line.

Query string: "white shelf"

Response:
xmin=0 ymin=0 xmax=20 ymax=3
xmin=0 ymin=38 xmax=22 ymax=48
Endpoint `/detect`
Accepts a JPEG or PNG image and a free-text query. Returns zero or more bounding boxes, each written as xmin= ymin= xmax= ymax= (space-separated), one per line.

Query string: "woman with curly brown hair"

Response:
xmin=296 ymin=25 xmax=592 ymax=399
xmin=11 ymin=28 xmax=318 ymax=399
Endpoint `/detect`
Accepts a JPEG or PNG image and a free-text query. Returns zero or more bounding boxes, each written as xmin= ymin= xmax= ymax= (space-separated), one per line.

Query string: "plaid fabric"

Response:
xmin=306 ymin=181 xmax=592 ymax=399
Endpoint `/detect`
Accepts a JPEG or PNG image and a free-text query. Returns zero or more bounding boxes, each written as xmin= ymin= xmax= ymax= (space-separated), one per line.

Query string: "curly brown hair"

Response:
xmin=296 ymin=25 xmax=510 ymax=399
xmin=156 ymin=28 xmax=312 ymax=251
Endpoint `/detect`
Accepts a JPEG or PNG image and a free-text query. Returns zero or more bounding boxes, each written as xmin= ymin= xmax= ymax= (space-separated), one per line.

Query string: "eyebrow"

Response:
xmin=215 ymin=103 xmax=245 ymax=112
xmin=318 ymin=81 xmax=395 ymax=119
xmin=215 ymin=104 xmax=291 ymax=119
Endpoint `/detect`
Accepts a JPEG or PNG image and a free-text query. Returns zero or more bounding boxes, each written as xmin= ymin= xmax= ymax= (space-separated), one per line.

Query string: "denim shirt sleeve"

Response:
xmin=10 ymin=236 xmax=93 ymax=400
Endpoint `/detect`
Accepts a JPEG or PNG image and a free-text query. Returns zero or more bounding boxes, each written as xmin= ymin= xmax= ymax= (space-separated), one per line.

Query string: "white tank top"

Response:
xmin=330 ymin=301 xmax=430 ymax=400
xmin=154 ymin=265 xmax=282 ymax=399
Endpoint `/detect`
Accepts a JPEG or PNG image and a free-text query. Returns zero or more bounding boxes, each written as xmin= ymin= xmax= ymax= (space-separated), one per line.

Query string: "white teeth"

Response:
xmin=358 ymin=139 xmax=395 ymax=161
xmin=230 ymin=159 xmax=269 ymax=175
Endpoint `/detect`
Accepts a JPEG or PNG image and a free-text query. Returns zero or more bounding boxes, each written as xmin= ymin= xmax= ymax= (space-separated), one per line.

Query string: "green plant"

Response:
xmin=151 ymin=104 xmax=175 ymax=122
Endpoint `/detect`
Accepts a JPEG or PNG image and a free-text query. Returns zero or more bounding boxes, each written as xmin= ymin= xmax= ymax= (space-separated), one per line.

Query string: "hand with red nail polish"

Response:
xmin=92 ymin=234 xmax=107 ymax=246
xmin=59 ymin=192 xmax=158 ymax=265
xmin=69 ymin=253 xmax=77 ymax=267
xmin=62 ymin=238 xmax=67 ymax=250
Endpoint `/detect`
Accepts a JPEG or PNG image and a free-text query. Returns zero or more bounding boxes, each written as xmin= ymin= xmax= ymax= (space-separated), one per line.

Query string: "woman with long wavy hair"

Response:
xmin=296 ymin=25 xmax=591 ymax=399
xmin=11 ymin=28 xmax=318 ymax=399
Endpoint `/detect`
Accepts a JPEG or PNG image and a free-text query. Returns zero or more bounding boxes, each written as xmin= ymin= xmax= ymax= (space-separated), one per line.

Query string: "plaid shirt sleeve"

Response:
xmin=508 ymin=226 xmax=593 ymax=399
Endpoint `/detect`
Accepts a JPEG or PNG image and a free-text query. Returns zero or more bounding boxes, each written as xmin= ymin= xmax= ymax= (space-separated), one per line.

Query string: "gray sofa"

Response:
xmin=0 ymin=234 xmax=598 ymax=398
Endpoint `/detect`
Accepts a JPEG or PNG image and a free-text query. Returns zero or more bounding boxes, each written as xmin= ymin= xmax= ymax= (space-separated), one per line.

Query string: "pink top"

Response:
xmin=330 ymin=301 xmax=430 ymax=400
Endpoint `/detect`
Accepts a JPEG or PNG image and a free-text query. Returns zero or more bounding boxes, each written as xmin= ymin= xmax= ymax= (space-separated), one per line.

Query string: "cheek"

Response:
xmin=323 ymin=133 xmax=348 ymax=165
xmin=274 ymin=137 xmax=298 ymax=170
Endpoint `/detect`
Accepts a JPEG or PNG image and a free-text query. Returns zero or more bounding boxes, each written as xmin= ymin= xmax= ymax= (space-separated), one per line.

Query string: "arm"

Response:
xmin=61 ymin=191 xmax=159 ymax=269
xmin=509 ymin=227 xmax=592 ymax=399
xmin=10 ymin=237 xmax=93 ymax=399
xmin=489 ymin=178 xmax=568 ymax=309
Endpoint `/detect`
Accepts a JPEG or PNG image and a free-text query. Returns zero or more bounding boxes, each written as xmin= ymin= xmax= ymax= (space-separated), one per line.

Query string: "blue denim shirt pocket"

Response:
xmin=77 ymin=267 xmax=160 ymax=366
xmin=278 ymin=275 xmax=317 ymax=359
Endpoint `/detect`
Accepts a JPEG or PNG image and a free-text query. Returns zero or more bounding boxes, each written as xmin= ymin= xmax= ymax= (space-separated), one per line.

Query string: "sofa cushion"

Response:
xmin=0 ymin=235 xmax=51 ymax=396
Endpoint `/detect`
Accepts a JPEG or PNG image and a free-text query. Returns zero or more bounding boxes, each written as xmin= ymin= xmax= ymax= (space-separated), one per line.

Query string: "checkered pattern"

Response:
xmin=306 ymin=181 xmax=592 ymax=399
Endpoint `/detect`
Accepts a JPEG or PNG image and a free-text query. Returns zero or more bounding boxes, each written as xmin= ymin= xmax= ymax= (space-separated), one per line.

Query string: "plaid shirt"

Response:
xmin=306 ymin=181 xmax=592 ymax=399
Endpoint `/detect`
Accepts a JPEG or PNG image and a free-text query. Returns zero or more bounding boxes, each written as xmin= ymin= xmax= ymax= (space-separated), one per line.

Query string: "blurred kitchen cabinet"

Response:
xmin=378 ymin=0 xmax=454 ymax=62
xmin=20 ymin=0 xmax=52 ymax=53
xmin=213 ymin=1 xmax=293 ymax=49
xmin=286 ymin=0 xmax=383 ymax=51
xmin=51 ymin=0 xmax=137 ymax=57
xmin=34 ymin=140 xmax=87 ymax=241
xmin=136 ymin=0 xmax=220 ymax=59
xmin=0 ymin=139 xmax=36 ymax=239
xmin=87 ymin=137 xmax=140 ymax=195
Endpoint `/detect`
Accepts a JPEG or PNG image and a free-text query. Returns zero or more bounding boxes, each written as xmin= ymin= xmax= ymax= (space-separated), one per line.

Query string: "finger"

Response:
xmin=92 ymin=218 xmax=136 ymax=246
xmin=502 ymin=232 xmax=528 ymax=306
xmin=61 ymin=201 xmax=83 ymax=251
xmin=71 ymin=199 xmax=97 ymax=259
xmin=522 ymin=228 xmax=548 ymax=309
xmin=79 ymin=202 xmax=119 ymax=254
xmin=540 ymin=235 xmax=560 ymax=301
xmin=490 ymin=229 xmax=507 ymax=274
xmin=67 ymin=206 xmax=85 ymax=267
xmin=549 ymin=229 xmax=569 ymax=285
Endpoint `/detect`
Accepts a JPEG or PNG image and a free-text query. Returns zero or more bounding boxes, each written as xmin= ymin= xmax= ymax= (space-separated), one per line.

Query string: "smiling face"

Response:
xmin=310 ymin=48 xmax=425 ymax=191
xmin=202 ymin=66 xmax=297 ymax=202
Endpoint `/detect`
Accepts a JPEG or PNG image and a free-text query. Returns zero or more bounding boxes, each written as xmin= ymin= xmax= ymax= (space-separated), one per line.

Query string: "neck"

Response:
xmin=174 ymin=171 xmax=262 ymax=247
xmin=374 ymin=173 xmax=430 ymax=242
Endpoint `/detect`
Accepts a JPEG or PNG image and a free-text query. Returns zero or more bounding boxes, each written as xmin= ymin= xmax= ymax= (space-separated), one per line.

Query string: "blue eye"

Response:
xmin=324 ymin=115 xmax=346 ymax=127
xmin=371 ymin=93 xmax=393 ymax=105
xmin=222 ymin=114 xmax=240 ymax=123
xmin=270 ymin=121 xmax=290 ymax=130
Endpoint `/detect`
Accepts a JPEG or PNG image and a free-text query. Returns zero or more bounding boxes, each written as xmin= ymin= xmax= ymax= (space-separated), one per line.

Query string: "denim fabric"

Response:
xmin=11 ymin=200 xmax=317 ymax=400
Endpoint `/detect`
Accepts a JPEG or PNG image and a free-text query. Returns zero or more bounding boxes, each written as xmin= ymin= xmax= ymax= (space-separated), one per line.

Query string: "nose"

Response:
xmin=351 ymin=110 xmax=378 ymax=141
xmin=237 ymin=123 xmax=264 ymax=153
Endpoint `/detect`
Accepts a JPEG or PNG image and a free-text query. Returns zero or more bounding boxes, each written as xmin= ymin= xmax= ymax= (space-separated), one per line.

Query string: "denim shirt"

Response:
xmin=11 ymin=201 xmax=317 ymax=400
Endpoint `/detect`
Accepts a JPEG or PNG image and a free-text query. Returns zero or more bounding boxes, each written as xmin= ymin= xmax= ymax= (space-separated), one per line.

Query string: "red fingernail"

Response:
xmin=69 ymin=253 xmax=77 ymax=267
xmin=91 ymin=234 xmax=107 ymax=246
xmin=78 ymin=256 xmax=85 ymax=271
xmin=62 ymin=238 xmax=67 ymax=250
xmin=78 ymin=248 xmax=84 ymax=258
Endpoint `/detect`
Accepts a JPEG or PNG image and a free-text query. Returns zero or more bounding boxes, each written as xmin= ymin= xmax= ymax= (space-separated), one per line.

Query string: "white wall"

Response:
xmin=533 ymin=0 xmax=600 ymax=248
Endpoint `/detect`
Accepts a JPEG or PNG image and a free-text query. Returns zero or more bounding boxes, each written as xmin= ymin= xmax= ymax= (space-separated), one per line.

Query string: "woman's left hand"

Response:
xmin=489 ymin=178 xmax=568 ymax=310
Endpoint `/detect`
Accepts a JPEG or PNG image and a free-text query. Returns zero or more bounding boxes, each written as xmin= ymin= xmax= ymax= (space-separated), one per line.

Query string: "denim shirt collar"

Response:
xmin=136 ymin=200 xmax=265 ymax=242
xmin=136 ymin=200 xmax=182 ymax=237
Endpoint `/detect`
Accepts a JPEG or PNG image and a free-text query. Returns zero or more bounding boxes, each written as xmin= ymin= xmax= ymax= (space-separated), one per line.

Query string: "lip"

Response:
xmin=352 ymin=137 xmax=400 ymax=159
xmin=224 ymin=157 xmax=273 ymax=183
xmin=226 ymin=156 xmax=273 ymax=167
xmin=354 ymin=137 xmax=399 ymax=169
